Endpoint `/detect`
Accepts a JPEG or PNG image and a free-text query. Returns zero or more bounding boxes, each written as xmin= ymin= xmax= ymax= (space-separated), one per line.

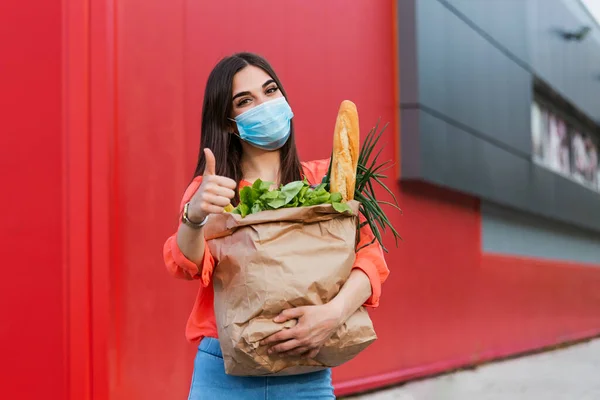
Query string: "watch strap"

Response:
xmin=182 ymin=202 xmax=208 ymax=229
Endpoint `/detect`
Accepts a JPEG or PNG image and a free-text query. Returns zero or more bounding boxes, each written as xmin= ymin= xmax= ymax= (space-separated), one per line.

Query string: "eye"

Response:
xmin=236 ymin=98 xmax=251 ymax=107
xmin=265 ymin=86 xmax=279 ymax=95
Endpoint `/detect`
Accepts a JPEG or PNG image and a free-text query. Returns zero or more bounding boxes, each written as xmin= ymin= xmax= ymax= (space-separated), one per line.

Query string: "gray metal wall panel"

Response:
xmin=418 ymin=109 xmax=530 ymax=208
xmin=400 ymin=107 xmax=422 ymax=179
xmin=416 ymin=0 xmax=533 ymax=155
xmin=397 ymin=0 xmax=600 ymax=233
xmin=415 ymin=108 xmax=600 ymax=232
xmin=444 ymin=0 xmax=531 ymax=64
xmin=398 ymin=0 xmax=419 ymax=105
xmin=482 ymin=201 xmax=600 ymax=266
xmin=530 ymin=0 xmax=600 ymax=122
xmin=439 ymin=0 xmax=600 ymax=122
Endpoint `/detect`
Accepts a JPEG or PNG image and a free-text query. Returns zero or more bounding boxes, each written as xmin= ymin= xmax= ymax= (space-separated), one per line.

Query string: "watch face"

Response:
xmin=182 ymin=202 xmax=190 ymax=221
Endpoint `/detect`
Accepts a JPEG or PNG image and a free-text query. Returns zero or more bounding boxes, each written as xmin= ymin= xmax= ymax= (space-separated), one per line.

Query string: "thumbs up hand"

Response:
xmin=187 ymin=148 xmax=237 ymax=223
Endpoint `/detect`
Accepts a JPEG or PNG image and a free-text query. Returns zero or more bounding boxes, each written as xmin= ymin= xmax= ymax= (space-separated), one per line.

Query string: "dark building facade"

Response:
xmin=399 ymin=0 xmax=600 ymax=233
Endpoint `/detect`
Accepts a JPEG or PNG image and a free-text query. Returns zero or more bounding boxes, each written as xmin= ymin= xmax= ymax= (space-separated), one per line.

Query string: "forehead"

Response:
xmin=232 ymin=65 xmax=273 ymax=94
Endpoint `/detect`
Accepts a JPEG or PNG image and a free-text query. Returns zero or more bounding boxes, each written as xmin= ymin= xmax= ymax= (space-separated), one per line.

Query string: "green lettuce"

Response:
xmin=231 ymin=179 xmax=351 ymax=218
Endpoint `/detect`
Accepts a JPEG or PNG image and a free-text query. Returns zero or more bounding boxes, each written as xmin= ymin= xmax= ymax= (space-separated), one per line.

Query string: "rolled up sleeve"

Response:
xmin=163 ymin=234 xmax=215 ymax=286
xmin=353 ymin=215 xmax=390 ymax=308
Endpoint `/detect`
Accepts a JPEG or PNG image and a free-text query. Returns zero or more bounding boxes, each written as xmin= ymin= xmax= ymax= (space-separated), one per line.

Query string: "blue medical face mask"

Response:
xmin=230 ymin=97 xmax=294 ymax=151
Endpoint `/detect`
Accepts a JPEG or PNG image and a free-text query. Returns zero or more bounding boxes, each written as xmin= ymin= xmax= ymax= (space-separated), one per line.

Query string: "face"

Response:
xmin=230 ymin=65 xmax=283 ymax=119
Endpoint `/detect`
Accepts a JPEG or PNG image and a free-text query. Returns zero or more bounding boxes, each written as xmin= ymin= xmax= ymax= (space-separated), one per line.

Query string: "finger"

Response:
xmin=268 ymin=339 xmax=303 ymax=354
xmin=202 ymin=193 xmax=232 ymax=207
xmin=211 ymin=176 xmax=237 ymax=190
xmin=282 ymin=346 xmax=311 ymax=357
xmin=205 ymin=184 xmax=236 ymax=200
xmin=260 ymin=328 xmax=296 ymax=346
xmin=274 ymin=307 xmax=305 ymax=323
xmin=305 ymin=348 xmax=320 ymax=359
xmin=204 ymin=175 xmax=237 ymax=190
xmin=199 ymin=202 xmax=226 ymax=215
xmin=203 ymin=148 xmax=216 ymax=176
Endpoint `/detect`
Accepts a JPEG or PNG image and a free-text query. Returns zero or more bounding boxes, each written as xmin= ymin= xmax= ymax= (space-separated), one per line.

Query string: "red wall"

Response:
xmin=0 ymin=0 xmax=65 ymax=399
xmin=110 ymin=0 xmax=600 ymax=397
xmin=2 ymin=1 xmax=600 ymax=399
xmin=111 ymin=1 xmax=400 ymax=398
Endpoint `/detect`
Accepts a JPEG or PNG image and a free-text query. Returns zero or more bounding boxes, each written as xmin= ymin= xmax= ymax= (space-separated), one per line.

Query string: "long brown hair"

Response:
xmin=193 ymin=52 xmax=303 ymax=204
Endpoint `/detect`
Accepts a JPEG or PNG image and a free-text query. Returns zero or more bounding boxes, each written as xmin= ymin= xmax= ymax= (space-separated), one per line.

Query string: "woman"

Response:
xmin=163 ymin=52 xmax=389 ymax=399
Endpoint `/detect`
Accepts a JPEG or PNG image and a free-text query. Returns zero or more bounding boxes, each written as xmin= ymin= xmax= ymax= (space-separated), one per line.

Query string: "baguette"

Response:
xmin=330 ymin=100 xmax=360 ymax=201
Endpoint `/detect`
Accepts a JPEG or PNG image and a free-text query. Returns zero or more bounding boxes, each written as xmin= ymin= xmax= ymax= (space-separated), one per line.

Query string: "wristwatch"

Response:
xmin=182 ymin=202 xmax=208 ymax=229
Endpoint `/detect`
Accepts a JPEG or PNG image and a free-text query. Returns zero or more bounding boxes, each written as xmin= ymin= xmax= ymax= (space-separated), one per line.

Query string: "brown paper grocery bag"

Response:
xmin=204 ymin=201 xmax=377 ymax=376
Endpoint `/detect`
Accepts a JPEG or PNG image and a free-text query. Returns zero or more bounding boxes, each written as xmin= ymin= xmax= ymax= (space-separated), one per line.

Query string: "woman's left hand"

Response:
xmin=260 ymin=303 xmax=343 ymax=358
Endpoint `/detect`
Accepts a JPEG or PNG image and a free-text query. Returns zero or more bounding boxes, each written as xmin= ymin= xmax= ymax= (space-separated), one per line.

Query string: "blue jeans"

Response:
xmin=188 ymin=337 xmax=335 ymax=400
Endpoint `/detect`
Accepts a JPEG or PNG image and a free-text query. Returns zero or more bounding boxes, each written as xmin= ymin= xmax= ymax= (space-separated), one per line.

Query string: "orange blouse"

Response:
xmin=163 ymin=159 xmax=390 ymax=344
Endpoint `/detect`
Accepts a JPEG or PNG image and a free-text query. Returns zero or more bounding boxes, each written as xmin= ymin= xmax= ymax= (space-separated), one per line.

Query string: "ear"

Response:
xmin=227 ymin=118 xmax=239 ymax=135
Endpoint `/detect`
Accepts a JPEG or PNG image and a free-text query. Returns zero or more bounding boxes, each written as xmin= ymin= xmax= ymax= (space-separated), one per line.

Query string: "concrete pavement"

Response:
xmin=344 ymin=338 xmax=600 ymax=400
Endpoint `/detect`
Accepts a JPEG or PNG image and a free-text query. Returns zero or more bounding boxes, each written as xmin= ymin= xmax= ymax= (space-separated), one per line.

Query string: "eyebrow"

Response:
xmin=232 ymin=79 xmax=276 ymax=101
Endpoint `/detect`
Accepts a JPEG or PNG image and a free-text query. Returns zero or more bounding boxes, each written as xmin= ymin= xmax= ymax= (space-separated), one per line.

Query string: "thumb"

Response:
xmin=203 ymin=148 xmax=216 ymax=176
xmin=274 ymin=307 xmax=305 ymax=323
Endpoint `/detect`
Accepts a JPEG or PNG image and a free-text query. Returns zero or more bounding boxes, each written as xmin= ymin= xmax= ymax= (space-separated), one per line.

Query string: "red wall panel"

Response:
xmin=0 ymin=0 xmax=65 ymax=398
xmin=113 ymin=0 xmax=191 ymax=399
xmin=113 ymin=1 xmax=399 ymax=398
